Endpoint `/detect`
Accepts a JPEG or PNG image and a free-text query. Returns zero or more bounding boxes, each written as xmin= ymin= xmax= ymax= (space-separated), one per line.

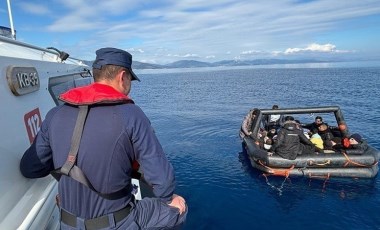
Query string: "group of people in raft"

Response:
xmin=240 ymin=105 xmax=368 ymax=160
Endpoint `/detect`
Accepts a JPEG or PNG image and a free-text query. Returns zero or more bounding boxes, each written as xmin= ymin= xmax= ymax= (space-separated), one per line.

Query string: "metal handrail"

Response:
xmin=251 ymin=106 xmax=349 ymax=139
xmin=0 ymin=35 xmax=86 ymax=63
xmin=258 ymin=106 xmax=340 ymax=115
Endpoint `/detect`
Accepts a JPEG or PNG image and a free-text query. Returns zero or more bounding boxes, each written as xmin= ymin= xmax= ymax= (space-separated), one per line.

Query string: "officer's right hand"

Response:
xmin=168 ymin=194 xmax=186 ymax=215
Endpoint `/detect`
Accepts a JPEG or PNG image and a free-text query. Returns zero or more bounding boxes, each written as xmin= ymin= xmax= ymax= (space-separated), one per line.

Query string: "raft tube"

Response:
xmin=250 ymin=160 xmax=379 ymax=178
xmin=244 ymin=137 xmax=379 ymax=168
xmin=241 ymin=106 xmax=380 ymax=179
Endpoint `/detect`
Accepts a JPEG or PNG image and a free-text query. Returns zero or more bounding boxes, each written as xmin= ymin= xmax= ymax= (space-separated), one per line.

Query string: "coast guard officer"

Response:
xmin=20 ymin=47 xmax=187 ymax=229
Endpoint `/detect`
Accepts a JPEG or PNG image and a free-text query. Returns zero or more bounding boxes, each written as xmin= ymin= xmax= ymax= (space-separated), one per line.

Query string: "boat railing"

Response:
xmin=0 ymin=26 xmax=15 ymax=39
xmin=251 ymin=106 xmax=349 ymax=139
xmin=0 ymin=35 xmax=85 ymax=63
xmin=258 ymin=106 xmax=341 ymax=115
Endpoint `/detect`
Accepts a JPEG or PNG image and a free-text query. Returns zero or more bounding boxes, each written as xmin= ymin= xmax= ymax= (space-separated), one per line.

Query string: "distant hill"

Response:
xmin=83 ymin=58 xmax=329 ymax=70
xmin=82 ymin=60 xmax=94 ymax=67
xmin=165 ymin=60 xmax=214 ymax=68
xmin=212 ymin=59 xmax=326 ymax=66
xmin=132 ymin=61 xmax=164 ymax=69
xmin=83 ymin=60 xmax=165 ymax=69
xmin=160 ymin=58 xmax=329 ymax=69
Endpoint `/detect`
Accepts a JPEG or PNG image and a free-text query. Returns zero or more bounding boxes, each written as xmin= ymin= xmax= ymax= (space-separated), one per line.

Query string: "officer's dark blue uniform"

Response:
xmin=20 ymin=48 xmax=187 ymax=229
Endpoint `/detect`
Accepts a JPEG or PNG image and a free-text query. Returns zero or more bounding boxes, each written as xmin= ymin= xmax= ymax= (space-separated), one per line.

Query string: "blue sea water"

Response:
xmin=132 ymin=65 xmax=380 ymax=230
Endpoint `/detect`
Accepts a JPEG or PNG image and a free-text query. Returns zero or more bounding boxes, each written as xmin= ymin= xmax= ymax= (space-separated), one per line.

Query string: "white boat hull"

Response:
xmin=0 ymin=36 xmax=88 ymax=229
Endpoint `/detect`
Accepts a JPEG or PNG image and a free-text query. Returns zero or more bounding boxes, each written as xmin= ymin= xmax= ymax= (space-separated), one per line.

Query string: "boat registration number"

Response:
xmin=6 ymin=66 xmax=40 ymax=96
xmin=24 ymin=108 xmax=42 ymax=144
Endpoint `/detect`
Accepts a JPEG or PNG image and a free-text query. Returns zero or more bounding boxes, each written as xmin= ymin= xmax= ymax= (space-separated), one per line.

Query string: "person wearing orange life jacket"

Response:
xmin=342 ymin=133 xmax=368 ymax=155
xmin=20 ymin=48 xmax=187 ymax=229
xmin=331 ymin=137 xmax=343 ymax=150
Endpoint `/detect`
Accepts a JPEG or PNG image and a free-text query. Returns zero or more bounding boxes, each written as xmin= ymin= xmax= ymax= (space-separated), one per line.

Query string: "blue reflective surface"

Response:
xmin=132 ymin=66 xmax=380 ymax=230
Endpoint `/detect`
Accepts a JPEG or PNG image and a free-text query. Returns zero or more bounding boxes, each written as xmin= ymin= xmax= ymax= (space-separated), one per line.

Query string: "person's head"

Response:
xmin=272 ymin=105 xmax=279 ymax=109
xmin=250 ymin=108 xmax=258 ymax=117
xmin=315 ymin=116 xmax=323 ymax=125
xmin=269 ymin=128 xmax=276 ymax=133
xmin=317 ymin=123 xmax=328 ymax=132
xmin=284 ymin=116 xmax=294 ymax=122
xmin=264 ymin=138 xmax=273 ymax=150
xmin=349 ymin=133 xmax=362 ymax=145
xmin=92 ymin=47 xmax=140 ymax=95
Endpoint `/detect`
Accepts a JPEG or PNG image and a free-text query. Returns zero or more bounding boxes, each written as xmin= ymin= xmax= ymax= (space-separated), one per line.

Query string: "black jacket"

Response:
xmin=318 ymin=128 xmax=334 ymax=149
xmin=271 ymin=122 xmax=314 ymax=160
xmin=345 ymin=141 xmax=368 ymax=155
xmin=302 ymin=122 xmax=319 ymax=132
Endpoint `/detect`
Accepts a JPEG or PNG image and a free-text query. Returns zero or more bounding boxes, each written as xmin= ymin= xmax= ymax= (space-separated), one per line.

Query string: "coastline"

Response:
xmin=135 ymin=60 xmax=380 ymax=75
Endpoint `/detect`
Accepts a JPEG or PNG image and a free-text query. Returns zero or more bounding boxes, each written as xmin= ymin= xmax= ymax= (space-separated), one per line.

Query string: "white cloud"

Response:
xmin=183 ymin=54 xmax=199 ymax=58
xmin=139 ymin=59 xmax=157 ymax=64
xmin=127 ymin=48 xmax=145 ymax=53
xmin=47 ymin=14 xmax=101 ymax=32
xmin=285 ymin=43 xmax=335 ymax=54
xmin=231 ymin=43 xmax=353 ymax=59
xmin=10 ymin=0 xmax=380 ymax=63
xmin=43 ymin=0 xmax=137 ymax=32
xmin=284 ymin=43 xmax=352 ymax=55
xmin=18 ymin=2 xmax=50 ymax=15
xmin=271 ymin=51 xmax=282 ymax=56
xmin=241 ymin=50 xmax=265 ymax=55
xmin=335 ymin=50 xmax=354 ymax=54
xmin=167 ymin=53 xmax=199 ymax=58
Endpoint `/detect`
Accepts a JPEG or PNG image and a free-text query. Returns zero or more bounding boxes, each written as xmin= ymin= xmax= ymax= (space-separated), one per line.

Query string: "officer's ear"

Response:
xmin=121 ymin=70 xmax=132 ymax=83
xmin=110 ymin=69 xmax=125 ymax=93
xmin=115 ymin=69 xmax=125 ymax=87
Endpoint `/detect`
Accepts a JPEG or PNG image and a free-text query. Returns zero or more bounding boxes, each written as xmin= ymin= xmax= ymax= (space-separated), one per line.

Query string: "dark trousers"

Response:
xmin=60 ymin=197 xmax=188 ymax=230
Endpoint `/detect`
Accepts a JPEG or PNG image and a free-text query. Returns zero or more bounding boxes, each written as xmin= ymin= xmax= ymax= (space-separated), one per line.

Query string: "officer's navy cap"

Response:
xmin=92 ymin=47 xmax=140 ymax=81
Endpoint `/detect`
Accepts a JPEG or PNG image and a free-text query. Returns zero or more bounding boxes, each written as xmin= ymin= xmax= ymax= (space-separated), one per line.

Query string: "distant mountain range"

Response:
xmin=84 ymin=58 xmax=331 ymax=70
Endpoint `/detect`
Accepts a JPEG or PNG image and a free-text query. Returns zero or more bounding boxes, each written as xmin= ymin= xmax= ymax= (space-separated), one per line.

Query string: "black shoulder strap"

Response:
xmin=50 ymin=105 xmax=130 ymax=200
xmin=61 ymin=105 xmax=88 ymax=175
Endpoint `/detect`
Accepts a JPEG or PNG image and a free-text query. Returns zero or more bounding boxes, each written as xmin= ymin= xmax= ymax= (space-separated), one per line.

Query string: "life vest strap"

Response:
xmin=50 ymin=105 xmax=131 ymax=200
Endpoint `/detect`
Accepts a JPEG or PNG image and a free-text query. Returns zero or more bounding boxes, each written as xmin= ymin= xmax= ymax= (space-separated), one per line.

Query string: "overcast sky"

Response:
xmin=1 ymin=0 xmax=380 ymax=64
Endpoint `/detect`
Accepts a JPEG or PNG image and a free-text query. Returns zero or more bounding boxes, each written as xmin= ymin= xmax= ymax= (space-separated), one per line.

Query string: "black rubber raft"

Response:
xmin=242 ymin=106 xmax=380 ymax=178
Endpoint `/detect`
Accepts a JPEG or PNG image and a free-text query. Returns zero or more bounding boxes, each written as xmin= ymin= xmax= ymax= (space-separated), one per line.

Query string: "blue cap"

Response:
xmin=350 ymin=133 xmax=362 ymax=143
xmin=92 ymin=47 xmax=140 ymax=81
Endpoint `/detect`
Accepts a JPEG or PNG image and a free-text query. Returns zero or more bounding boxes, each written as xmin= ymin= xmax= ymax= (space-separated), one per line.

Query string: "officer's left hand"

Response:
xmin=168 ymin=194 xmax=186 ymax=215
